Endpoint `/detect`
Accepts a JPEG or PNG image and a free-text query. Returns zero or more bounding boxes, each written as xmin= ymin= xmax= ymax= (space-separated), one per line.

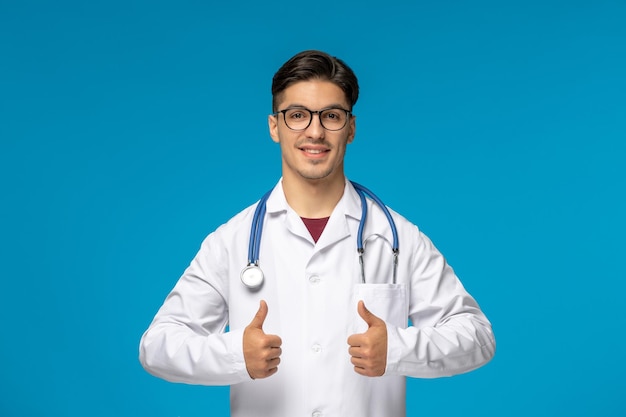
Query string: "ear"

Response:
xmin=347 ymin=115 xmax=356 ymax=144
xmin=268 ymin=114 xmax=280 ymax=143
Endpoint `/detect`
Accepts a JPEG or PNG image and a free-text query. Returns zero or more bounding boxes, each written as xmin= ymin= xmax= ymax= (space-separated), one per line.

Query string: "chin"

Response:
xmin=299 ymin=168 xmax=338 ymax=182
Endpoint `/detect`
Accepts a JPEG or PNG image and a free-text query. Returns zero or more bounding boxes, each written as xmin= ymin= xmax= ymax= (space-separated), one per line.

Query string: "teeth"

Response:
xmin=305 ymin=149 xmax=324 ymax=154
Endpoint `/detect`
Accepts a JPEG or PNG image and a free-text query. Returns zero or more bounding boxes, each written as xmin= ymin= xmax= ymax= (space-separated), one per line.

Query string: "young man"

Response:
xmin=140 ymin=50 xmax=495 ymax=416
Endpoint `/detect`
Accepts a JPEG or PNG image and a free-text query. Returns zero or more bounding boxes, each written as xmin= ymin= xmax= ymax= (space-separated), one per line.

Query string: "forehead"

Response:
xmin=276 ymin=80 xmax=350 ymax=110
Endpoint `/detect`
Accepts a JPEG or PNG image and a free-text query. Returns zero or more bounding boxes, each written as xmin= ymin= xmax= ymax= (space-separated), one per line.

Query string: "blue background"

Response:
xmin=1 ymin=1 xmax=625 ymax=416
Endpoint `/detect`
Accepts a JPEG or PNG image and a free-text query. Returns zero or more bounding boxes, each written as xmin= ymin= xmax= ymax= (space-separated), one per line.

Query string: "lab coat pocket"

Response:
xmin=351 ymin=283 xmax=407 ymax=334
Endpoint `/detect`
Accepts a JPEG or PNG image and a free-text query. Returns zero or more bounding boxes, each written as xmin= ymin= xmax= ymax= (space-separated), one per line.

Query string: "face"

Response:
xmin=269 ymin=80 xmax=356 ymax=184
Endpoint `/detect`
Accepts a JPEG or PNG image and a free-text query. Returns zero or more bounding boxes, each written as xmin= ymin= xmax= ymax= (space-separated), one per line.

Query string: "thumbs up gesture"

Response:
xmin=243 ymin=300 xmax=283 ymax=379
xmin=347 ymin=300 xmax=388 ymax=377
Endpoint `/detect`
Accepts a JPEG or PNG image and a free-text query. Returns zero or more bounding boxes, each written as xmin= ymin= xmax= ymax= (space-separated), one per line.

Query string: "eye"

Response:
xmin=286 ymin=110 xmax=307 ymax=120
xmin=322 ymin=109 xmax=344 ymax=120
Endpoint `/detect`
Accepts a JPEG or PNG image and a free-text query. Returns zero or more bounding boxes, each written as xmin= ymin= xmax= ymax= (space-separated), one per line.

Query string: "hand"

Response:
xmin=243 ymin=300 xmax=282 ymax=379
xmin=347 ymin=300 xmax=388 ymax=377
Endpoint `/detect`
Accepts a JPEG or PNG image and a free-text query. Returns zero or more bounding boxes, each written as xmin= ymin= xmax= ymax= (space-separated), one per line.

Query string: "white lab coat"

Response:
xmin=140 ymin=179 xmax=495 ymax=417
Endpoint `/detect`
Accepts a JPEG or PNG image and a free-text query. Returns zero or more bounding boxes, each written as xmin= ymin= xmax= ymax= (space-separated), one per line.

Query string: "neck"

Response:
xmin=281 ymin=175 xmax=346 ymax=218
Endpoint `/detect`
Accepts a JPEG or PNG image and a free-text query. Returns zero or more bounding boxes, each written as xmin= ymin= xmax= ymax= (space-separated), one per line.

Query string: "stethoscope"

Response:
xmin=240 ymin=181 xmax=399 ymax=290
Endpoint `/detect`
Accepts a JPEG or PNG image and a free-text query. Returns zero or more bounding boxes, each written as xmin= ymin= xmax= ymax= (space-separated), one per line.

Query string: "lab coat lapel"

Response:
xmin=264 ymin=179 xmax=364 ymax=250
xmin=314 ymin=181 xmax=362 ymax=252
xmin=265 ymin=180 xmax=312 ymax=243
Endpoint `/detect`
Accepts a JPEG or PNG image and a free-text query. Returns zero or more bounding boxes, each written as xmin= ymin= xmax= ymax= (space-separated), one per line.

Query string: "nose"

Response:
xmin=305 ymin=112 xmax=325 ymax=139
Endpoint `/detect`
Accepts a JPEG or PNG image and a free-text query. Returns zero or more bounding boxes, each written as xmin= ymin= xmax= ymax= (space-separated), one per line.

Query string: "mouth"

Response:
xmin=299 ymin=145 xmax=330 ymax=157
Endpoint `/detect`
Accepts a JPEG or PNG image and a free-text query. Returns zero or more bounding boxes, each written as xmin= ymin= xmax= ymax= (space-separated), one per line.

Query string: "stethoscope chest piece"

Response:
xmin=241 ymin=264 xmax=264 ymax=289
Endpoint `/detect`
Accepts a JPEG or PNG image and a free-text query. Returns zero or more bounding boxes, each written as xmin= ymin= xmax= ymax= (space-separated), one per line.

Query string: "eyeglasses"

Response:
xmin=273 ymin=107 xmax=352 ymax=131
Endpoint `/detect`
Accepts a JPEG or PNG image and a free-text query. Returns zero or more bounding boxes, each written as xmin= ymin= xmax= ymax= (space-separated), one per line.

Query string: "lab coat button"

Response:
xmin=311 ymin=344 xmax=322 ymax=353
xmin=308 ymin=275 xmax=320 ymax=284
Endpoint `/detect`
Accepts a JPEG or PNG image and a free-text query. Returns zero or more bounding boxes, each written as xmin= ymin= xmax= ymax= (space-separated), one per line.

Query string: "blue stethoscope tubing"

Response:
xmin=352 ymin=181 xmax=399 ymax=285
xmin=240 ymin=181 xmax=399 ymax=289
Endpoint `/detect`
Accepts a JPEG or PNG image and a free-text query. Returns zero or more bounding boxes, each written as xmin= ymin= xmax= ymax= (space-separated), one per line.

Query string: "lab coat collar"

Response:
xmin=341 ymin=179 xmax=363 ymax=222
xmin=264 ymin=178 xmax=362 ymax=248
xmin=264 ymin=178 xmax=361 ymax=220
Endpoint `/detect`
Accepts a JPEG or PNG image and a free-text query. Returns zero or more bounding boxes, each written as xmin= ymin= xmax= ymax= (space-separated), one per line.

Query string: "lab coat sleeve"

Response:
xmin=385 ymin=229 xmax=496 ymax=378
xmin=139 ymin=230 xmax=251 ymax=385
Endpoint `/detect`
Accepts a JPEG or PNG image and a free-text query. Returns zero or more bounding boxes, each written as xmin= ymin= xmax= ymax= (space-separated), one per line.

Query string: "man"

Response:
xmin=140 ymin=50 xmax=495 ymax=416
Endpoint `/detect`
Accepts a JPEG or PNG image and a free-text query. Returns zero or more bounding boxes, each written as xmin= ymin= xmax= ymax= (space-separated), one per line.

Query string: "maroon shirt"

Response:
xmin=301 ymin=217 xmax=330 ymax=243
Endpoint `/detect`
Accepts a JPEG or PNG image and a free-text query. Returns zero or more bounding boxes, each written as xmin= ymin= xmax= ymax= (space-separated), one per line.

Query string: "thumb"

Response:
xmin=249 ymin=300 xmax=268 ymax=329
xmin=357 ymin=300 xmax=380 ymax=328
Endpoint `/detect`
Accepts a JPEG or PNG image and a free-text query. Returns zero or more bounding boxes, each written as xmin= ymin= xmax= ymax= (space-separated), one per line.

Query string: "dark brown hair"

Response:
xmin=271 ymin=50 xmax=359 ymax=112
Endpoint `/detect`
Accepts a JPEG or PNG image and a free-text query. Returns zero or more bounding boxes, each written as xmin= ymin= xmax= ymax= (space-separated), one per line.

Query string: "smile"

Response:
xmin=299 ymin=145 xmax=330 ymax=155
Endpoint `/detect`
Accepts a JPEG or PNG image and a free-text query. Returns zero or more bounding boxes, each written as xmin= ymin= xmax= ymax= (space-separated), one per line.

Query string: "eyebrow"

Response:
xmin=281 ymin=103 xmax=350 ymax=111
